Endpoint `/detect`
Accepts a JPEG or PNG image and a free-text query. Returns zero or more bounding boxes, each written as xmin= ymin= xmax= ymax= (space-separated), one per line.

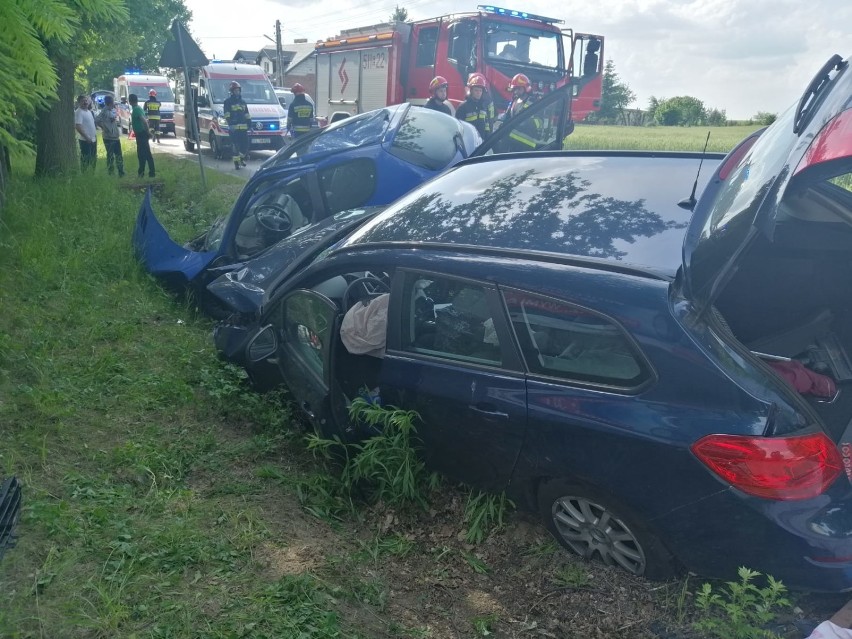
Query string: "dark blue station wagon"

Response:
xmin=215 ymin=55 xmax=852 ymax=590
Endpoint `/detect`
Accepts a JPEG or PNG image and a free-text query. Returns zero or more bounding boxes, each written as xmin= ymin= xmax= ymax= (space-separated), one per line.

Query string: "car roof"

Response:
xmin=339 ymin=151 xmax=724 ymax=277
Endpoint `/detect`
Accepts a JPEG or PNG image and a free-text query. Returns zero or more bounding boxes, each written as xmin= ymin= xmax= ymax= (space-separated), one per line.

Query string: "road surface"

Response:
xmin=147 ymin=133 xmax=278 ymax=180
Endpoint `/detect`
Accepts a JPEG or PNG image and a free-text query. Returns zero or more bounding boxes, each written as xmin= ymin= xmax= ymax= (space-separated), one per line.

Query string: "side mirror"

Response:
xmin=245 ymin=325 xmax=278 ymax=363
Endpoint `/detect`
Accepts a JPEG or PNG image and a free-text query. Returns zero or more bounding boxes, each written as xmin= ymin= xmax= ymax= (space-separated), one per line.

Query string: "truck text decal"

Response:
xmin=362 ymin=52 xmax=386 ymax=70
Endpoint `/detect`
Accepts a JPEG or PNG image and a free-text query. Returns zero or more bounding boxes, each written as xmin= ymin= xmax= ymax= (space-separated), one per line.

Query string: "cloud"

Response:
xmin=183 ymin=0 xmax=850 ymax=119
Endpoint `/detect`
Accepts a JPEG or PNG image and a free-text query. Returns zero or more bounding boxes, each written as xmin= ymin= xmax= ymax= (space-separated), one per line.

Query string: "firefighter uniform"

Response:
xmin=223 ymin=83 xmax=251 ymax=168
xmin=287 ymin=94 xmax=314 ymax=138
xmin=505 ymin=94 xmax=543 ymax=151
xmin=144 ymin=94 xmax=162 ymax=143
xmin=456 ymin=96 xmax=495 ymax=138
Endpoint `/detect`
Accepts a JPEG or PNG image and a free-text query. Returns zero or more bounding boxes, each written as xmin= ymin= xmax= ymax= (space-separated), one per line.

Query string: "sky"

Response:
xmin=181 ymin=0 xmax=851 ymax=120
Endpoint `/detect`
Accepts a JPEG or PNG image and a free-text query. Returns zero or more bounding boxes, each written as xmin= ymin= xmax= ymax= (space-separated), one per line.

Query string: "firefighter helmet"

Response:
xmin=467 ymin=73 xmax=487 ymax=89
xmin=291 ymin=83 xmax=306 ymax=95
xmin=229 ymin=81 xmax=241 ymax=92
xmin=508 ymin=73 xmax=531 ymax=93
xmin=429 ymin=76 xmax=448 ymax=95
xmin=148 ymin=89 xmax=157 ymax=97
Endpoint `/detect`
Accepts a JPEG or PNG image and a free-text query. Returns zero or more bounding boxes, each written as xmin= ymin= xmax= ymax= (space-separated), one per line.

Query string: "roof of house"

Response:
xmin=282 ymin=42 xmax=317 ymax=71
xmin=232 ymin=50 xmax=259 ymax=63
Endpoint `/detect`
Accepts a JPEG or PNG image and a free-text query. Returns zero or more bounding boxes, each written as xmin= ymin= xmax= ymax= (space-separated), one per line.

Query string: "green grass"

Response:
xmin=566 ymin=124 xmax=763 ymax=153
xmin=0 ymin=145 xmax=353 ymax=638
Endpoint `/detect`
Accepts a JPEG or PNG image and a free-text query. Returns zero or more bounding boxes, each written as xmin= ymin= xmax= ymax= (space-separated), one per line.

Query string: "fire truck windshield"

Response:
xmin=485 ymin=21 xmax=561 ymax=70
xmin=209 ymin=80 xmax=278 ymax=105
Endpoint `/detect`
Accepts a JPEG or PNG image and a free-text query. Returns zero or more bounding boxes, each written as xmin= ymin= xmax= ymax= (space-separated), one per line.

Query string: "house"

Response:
xmin=232 ymin=50 xmax=259 ymax=64
xmin=281 ymin=41 xmax=318 ymax=97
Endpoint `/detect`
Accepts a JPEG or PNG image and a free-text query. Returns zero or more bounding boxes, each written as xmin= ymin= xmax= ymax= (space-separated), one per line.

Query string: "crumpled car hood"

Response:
xmin=131 ymin=189 xmax=217 ymax=285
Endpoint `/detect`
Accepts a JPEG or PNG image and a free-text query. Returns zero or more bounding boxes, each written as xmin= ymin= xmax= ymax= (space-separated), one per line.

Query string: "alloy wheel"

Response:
xmin=551 ymin=495 xmax=646 ymax=575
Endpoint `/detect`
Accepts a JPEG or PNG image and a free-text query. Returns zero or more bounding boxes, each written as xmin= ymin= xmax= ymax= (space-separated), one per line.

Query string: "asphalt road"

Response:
xmin=147 ymin=133 xmax=278 ymax=180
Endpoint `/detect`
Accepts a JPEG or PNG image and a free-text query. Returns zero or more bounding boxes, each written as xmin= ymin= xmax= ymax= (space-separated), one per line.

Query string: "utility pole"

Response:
xmin=275 ymin=20 xmax=284 ymax=87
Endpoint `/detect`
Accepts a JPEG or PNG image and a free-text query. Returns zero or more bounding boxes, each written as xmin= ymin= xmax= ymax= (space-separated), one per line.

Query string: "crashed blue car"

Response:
xmin=132 ymin=90 xmax=576 ymax=300
xmin=210 ymin=54 xmax=852 ymax=590
xmin=133 ymin=90 xmax=570 ymax=298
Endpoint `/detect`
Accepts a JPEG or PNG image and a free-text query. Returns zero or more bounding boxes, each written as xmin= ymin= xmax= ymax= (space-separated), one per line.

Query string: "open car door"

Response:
xmin=471 ymin=83 xmax=574 ymax=156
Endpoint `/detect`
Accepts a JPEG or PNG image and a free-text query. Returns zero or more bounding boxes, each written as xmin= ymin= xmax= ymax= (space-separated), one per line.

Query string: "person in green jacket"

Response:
xmin=129 ymin=94 xmax=155 ymax=178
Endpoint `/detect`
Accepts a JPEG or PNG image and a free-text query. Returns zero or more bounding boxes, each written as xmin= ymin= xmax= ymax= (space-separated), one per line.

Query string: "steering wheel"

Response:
xmin=254 ymin=201 xmax=292 ymax=235
xmin=343 ymin=275 xmax=390 ymax=311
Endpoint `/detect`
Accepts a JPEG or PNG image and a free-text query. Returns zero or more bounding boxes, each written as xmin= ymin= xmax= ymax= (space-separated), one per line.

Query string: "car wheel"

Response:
xmin=183 ymin=139 xmax=196 ymax=152
xmin=537 ymin=480 xmax=677 ymax=581
xmin=210 ymin=133 xmax=223 ymax=159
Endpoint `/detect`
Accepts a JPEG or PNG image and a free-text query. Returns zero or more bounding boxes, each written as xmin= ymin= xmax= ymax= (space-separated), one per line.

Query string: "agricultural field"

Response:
xmin=566 ymin=123 xmax=763 ymax=152
xmin=0 ymin=141 xmax=844 ymax=639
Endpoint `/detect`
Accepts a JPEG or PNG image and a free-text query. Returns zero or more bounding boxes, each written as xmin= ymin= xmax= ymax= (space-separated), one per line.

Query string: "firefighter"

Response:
xmin=223 ymin=81 xmax=251 ymax=169
xmin=286 ymin=83 xmax=314 ymax=139
xmin=503 ymin=73 xmax=542 ymax=151
xmin=144 ymin=90 xmax=162 ymax=144
xmin=455 ymin=73 xmax=495 ymax=138
xmin=424 ymin=76 xmax=451 ymax=115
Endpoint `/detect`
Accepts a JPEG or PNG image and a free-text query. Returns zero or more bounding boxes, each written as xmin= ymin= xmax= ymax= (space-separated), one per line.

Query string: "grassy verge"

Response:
xmin=0 ymin=149 xmax=360 ymax=638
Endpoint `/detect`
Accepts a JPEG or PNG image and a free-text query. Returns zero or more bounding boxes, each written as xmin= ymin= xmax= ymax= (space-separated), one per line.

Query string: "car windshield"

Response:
xmin=209 ymin=79 xmax=278 ymax=105
xmin=485 ymin=21 xmax=561 ymax=69
xmin=136 ymin=85 xmax=174 ymax=101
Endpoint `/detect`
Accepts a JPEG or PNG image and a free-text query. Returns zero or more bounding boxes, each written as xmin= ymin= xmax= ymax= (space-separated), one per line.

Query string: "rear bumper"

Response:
xmin=657 ymin=483 xmax=852 ymax=592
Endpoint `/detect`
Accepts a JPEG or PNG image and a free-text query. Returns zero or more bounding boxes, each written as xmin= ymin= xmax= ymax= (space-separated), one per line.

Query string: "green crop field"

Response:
xmin=565 ymin=124 xmax=763 ymax=153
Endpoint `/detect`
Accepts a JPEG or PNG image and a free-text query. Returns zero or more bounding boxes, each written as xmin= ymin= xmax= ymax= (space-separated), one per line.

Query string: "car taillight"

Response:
xmin=794 ymin=108 xmax=852 ymax=175
xmin=691 ymin=432 xmax=842 ymax=500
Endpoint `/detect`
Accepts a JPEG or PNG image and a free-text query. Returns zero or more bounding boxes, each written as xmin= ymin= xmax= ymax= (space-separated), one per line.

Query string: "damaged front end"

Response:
xmin=131 ymin=189 xmax=218 ymax=290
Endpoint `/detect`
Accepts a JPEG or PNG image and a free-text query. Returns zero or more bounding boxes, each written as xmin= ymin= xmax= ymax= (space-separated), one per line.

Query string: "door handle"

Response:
xmin=468 ymin=403 xmax=509 ymax=420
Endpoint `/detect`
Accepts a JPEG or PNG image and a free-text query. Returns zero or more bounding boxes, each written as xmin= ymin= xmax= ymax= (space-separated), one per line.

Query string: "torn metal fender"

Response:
xmin=132 ymin=188 xmax=217 ymax=285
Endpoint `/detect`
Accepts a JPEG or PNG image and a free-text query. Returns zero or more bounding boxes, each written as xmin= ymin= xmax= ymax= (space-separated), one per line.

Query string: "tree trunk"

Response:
xmin=0 ymin=143 xmax=9 ymax=209
xmin=35 ymin=48 xmax=78 ymax=177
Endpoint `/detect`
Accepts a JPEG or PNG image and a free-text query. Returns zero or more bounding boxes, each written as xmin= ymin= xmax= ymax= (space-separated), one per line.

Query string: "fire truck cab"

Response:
xmin=313 ymin=5 xmax=603 ymax=124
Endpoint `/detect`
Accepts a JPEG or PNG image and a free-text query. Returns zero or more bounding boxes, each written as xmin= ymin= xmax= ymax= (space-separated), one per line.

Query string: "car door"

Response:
xmin=472 ymin=83 xmax=573 ymax=155
xmin=380 ymin=269 xmax=528 ymax=492
xmin=270 ymin=288 xmax=339 ymax=433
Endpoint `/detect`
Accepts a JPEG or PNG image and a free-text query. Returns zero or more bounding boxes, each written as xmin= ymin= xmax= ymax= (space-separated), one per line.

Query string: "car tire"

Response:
xmin=183 ymin=139 xmax=196 ymax=152
xmin=537 ymin=479 xmax=678 ymax=581
xmin=210 ymin=133 xmax=223 ymax=160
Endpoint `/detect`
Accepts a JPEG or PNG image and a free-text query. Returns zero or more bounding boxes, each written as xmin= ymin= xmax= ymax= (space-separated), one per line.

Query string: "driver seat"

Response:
xmin=275 ymin=193 xmax=309 ymax=231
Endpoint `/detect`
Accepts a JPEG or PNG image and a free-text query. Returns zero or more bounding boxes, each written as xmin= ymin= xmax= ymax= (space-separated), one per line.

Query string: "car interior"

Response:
xmin=712 ymin=174 xmax=852 ymax=440
xmin=234 ymin=177 xmax=313 ymax=259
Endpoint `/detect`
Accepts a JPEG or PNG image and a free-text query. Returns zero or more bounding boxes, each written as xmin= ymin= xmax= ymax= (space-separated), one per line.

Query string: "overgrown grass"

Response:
xmin=0 ymin=150 xmax=353 ymax=638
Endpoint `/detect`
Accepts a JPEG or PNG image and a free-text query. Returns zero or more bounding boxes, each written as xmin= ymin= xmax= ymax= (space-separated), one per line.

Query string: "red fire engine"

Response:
xmin=312 ymin=5 xmax=603 ymax=125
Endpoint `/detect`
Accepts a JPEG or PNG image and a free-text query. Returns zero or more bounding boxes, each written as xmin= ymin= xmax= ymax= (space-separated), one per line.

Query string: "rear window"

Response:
xmin=502 ymin=288 xmax=652 ymax=388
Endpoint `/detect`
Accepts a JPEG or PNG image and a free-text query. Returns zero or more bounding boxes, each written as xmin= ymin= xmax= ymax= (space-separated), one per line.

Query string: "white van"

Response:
xmin=114 ymin=74 xmax=176 ymax=136
xmin=173 ymin=62 xmax=287 ymax=157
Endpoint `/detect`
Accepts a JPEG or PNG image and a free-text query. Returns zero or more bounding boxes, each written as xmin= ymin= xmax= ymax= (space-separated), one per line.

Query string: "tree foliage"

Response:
xmin=389 ymin=4 xmax=409 ymax=22
xmin=0 ymin=0 xmax=77 ymax=153
xmin=586 ymin=59 xmax=635 ymax=124
xmin=752 ymin=111 xmax=777 ymax=125
xmin=647 ymin=95 xmax=726 ymax=126
xmin=84 ymin=0 xmax=192 ymax=90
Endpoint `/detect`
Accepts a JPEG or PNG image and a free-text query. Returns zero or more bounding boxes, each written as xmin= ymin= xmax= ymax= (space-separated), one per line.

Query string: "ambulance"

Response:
xmin=114 ymin=73 xmax=176 ymax=136
xmin=173 ymin=62 xmax=287 ymax=157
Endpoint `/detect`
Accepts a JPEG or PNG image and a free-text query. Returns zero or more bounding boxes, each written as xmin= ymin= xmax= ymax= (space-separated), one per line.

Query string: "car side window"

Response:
xmin=400 ymin=273 xmax=502 ymax=366
xmin=318 ymin=158 xmax=377 ymax=215
xmin=502 ymin=288 xmax=650 ymax=388
xmin=280 ymin=291 xmax=336 ymax=381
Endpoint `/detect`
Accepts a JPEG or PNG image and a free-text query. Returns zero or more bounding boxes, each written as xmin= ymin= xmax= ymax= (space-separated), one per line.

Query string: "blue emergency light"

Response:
xmin=477 ymin=5 xmax=563 ymax=24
